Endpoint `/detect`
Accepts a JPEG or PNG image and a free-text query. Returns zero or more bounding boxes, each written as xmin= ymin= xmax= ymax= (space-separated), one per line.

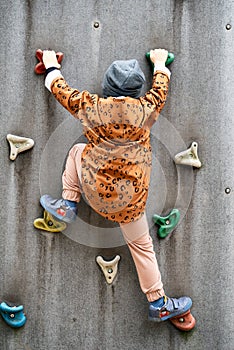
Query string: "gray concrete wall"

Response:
xmin=0 ymin=0 xmax=234 ymax=349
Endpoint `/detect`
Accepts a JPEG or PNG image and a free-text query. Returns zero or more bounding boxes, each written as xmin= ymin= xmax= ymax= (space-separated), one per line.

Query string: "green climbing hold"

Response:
xmin=152 ymin=209 xmax=180 ymax=238
xmin=146 ymin=51 xmax=175 ymax=72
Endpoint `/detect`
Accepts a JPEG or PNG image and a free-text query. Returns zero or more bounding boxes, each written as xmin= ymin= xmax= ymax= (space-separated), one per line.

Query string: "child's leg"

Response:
xmin=62 ymin=143 xmax=86 ymax=202
xmin=40 ymin=143 xmax=86 ymax=223
xmin=119 ymin=213 xmax=165 ymax=302
xmin=120 ymin=213 xmax=193 ymax=322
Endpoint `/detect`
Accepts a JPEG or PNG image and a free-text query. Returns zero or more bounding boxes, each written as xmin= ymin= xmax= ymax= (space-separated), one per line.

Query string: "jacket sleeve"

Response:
xmin=140 ymin=71 xmax=170 ymax=116
xmin=49 ymin=76 xmax=96 ymax=116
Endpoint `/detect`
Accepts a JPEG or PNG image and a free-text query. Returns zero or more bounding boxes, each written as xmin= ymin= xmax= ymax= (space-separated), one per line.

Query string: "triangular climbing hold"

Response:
xmin=174 ymin=142 xmax=202 ymax=168
xmin=7 ymin=134 xmax=34 ymax=161
xmin=152 ymin=209 xmax=180 ymax=239
xmin=34 ymin=210 xmax=67 ymax=233
xmin=96 ymin=255 xmax=120 ymax=284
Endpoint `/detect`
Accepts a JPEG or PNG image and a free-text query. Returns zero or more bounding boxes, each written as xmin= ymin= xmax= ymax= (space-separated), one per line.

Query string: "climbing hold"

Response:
xmin=7 ymin=134 xmax=34 ymax=161
xmin=152 ymin=209 xmax=180 ymax=239
xmin=146 ymin=51 xmax=174 ymax=72
xmin=0 ymin=302 xmax=27 ymax=328
xmin=96 ymin=255 xmax=120 ymax=284
xmin=170 ymin=310 xmax=196 ymax=331
xmin=34 ymin=49 xmax=64 ymax=75
xmin=34 ymin=210 xmax=67 ymax=233
xmin=174 ymin=142 xmax=202 ymax=168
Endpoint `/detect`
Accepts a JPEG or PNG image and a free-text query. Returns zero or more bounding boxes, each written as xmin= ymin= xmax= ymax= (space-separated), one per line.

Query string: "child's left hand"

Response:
xmin=42 ymin=50 xmax=61 ymax=69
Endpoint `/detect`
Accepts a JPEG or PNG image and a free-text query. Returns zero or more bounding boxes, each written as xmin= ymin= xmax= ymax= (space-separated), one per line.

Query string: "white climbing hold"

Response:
xmin=7 ymin=134 xmax=34 ymax=161
xmin=174 ymin=142 xmax=202 ymax=168
xmin=96 ymin=255 xmax=121 ymax=284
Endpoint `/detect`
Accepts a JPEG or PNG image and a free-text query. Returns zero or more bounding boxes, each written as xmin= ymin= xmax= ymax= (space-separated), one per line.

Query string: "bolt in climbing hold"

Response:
xmin=152 ymin=209 xmax=180 ymax=239
xmin=34 ymin=49 xmax=64 ymax=75
xmin=34 ymin=210 xmax=67 ymax=233
xmin=0 ymin=302 xmax=27 ymax=328
xmin=96 ymin=255 xmax=120 ymax=284
xmin=174 ymin=142 xmax=202 ymax=168
xmin=146 ymin=51 xmax=174 ymax=72
xmin=7 ymin=134 xmax=34 ymax=161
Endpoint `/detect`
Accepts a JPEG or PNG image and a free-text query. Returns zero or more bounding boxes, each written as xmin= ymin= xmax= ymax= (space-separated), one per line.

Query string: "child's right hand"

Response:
xmin=150 ymin=49 xmax=168 ymax=66
xmin=42 ymin=50 xmax=61 ymax=69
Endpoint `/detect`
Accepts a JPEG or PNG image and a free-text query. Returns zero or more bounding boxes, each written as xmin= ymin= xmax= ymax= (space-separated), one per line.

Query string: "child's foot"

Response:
xmin=40 ymin=195 xmax=77 ymax=223
xmin=148 ymin=295 xmax=192 ymax=322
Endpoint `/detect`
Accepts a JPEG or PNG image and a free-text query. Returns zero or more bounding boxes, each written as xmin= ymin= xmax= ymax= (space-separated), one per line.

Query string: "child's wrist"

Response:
xmin=153 ymin=62 xmax=166 ymax=68
xmin=45 ymin=67 xmax=61 ymax=75
xmin=153 ymin=64 xmax=171 ymax=79
xmin=44 ymin=63 xmax=61 ymax=69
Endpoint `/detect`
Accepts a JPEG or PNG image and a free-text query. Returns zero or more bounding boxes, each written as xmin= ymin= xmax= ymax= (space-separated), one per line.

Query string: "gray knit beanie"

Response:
xmin=102 ymin=59 xmax=145 ymax=98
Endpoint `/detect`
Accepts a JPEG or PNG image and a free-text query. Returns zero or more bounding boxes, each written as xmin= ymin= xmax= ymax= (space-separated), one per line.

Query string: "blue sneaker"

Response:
xmin=40 ymin=195 xmax=77 ymax=223
xmin=148 ymin=296 xmax=192 ymax=322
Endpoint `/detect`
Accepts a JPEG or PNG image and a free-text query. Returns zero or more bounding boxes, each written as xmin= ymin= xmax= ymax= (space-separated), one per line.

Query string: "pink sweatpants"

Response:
xmin=62 ymin=144 xmax=165 ymax=302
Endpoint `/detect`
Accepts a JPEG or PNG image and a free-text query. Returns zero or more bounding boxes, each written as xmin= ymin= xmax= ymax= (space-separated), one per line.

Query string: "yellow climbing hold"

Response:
xmin=34 ymin=210 xmax=67 ymax=233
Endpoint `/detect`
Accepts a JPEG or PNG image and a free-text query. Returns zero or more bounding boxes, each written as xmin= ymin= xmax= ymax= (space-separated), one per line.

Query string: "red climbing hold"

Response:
xmin=34 ymin=49 xmax=64 ymax=74
xmin=170 ymin=310 xmax=196 ymax=331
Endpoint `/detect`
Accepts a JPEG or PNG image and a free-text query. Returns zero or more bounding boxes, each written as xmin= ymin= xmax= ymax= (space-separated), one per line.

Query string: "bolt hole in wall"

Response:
xmin=93 ymin=21 xmax=100 ymax=28
xmin=226 ymin=23 xmax=232 ymax=30
xmin=225 ymin=188 xmax=231 ymax=194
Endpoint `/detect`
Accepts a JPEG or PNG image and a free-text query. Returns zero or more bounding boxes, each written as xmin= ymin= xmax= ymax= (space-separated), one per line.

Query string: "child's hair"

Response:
xmin=102 ymin=59 xmax=145 ymax=98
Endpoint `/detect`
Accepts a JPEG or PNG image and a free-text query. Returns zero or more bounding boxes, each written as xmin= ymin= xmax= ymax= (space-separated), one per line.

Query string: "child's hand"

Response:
xmin=150 ymin=49 xmax=168 ymax=65
xmin=42 ymin=50 xmax=61 ymax=69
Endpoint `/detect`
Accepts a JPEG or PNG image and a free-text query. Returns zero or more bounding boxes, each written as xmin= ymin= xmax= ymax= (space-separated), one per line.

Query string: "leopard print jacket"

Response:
xmin=51 ymin=72 xmax=169 ymax=223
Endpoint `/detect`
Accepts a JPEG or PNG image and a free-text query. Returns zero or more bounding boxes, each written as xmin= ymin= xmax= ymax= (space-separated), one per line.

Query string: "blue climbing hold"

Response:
xmin=0 ymin=302 xmax=27 ymax=328
xmin=152 ymin=209 xmax=180 ymax=238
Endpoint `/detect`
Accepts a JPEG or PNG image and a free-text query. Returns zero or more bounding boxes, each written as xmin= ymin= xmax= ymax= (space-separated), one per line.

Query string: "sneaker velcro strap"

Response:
xmin=171 ymin=298 xmax=179 ymax=310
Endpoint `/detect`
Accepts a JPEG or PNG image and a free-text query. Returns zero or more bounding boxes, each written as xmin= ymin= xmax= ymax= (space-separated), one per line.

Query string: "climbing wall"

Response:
xmin=0 ymin=0 xmax=234 ymax=349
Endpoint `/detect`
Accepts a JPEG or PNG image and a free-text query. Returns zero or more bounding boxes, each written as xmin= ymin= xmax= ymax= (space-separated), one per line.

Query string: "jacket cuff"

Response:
xmin=45 ymin=70 xmax=63 ymax=92
xmin=153 ymin=64 xmax=171 ymax=79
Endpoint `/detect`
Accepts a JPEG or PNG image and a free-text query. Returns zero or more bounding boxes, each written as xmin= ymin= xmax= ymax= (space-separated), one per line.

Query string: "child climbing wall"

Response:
xmin=38 ymin=49 xmax=195 ymax=326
